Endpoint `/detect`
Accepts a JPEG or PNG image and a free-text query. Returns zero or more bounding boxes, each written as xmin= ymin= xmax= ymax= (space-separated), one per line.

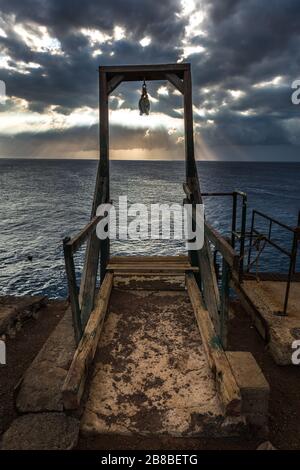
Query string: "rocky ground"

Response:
xmin=0 ymin=297 xmax=67 ymax=436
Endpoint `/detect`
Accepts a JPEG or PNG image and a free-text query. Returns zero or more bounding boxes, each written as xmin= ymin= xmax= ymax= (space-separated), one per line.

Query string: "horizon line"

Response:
xmin=0 ymin=156 xmax=300 ymax=163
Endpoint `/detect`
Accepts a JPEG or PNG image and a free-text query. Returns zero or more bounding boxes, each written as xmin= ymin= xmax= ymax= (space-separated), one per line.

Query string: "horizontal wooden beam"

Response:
xmin=109 ymin=255 xmax=189 ymax=263
xmin=107 ymin=264 xmax=199 ymax=273
xmin=64 ymin=215 xmax=103 ymax=254
xmin=186 ymin=273 xmax=242 ymax=416
xmin=100 ymin=63 xmax=190 ymax=82
xmin=62 ymin=273 xmax=113 ymax=410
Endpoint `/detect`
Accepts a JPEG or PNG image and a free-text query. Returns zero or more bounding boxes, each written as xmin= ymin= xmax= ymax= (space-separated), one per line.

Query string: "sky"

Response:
xmin=0 ymin=0 xmax=300 ymax=161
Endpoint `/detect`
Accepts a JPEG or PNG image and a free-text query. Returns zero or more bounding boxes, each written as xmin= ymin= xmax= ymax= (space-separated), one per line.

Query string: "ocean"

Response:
xmin=0 ymin=159 xmax=299 ymax=298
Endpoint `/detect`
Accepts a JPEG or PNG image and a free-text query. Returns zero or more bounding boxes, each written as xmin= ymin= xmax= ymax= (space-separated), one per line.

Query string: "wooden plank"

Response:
xmin=107 ymin=264 xmax=199 ymax=273
xmin=113 ymin=272 xmax=185 ymax=277
xmin=107 ymin=262 xmax=194 ymax=267
xmin=80 ymin=72 xmax=110 ymax=326
xmin=63 ymin=242 xmax=82 ymax=344
xmin=113 ymin=273 xmax=185 ymax=291
xmin=107 ymin=74 xmax=124 ymax=94
xmin=99 ymin=70 xmax=110 ymax=284
xmin=108 ymin=260 xmax=192 ymax=267
xmin=62 ymin=273 xmax=113 ymax=410
xmin=185 ymin=178 xmax=221 ymax=334
xmin=165 ymin=73 xmax=184 ymax=94
xmin=220 ymin=258 xmax=230 ymax=349
xmin=66 ymin=215 xmax=103 ymax=254
xmin=183 ymin=182 xmax=193 ymax=200
xmin=204 ymin=222 xmax=239 ymax=271
xmin=183 ymin=69 xmax=197 ymax=180
xmin=186 ymin=273 xmax=242 ymax=416
xmin=101 ymin=63 xmax=189 ymax=81
xmin=99 ymin=71 xmax=110 ymax=190
xmin=109 ymin=255 xmax=189 ymax=263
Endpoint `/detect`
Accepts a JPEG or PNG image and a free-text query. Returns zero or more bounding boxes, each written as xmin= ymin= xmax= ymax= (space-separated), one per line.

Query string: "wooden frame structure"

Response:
xmin=63 ymin=63 xmax=240 ymax=345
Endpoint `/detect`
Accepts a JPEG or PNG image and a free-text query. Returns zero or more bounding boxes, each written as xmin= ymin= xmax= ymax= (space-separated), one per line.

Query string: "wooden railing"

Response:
xmin=63 ymin=177 xmax=109 ymax=344
xmin=63 ymin=214 xmax=104 ymax=344
xmin=183 ymin=182 xmax=241 ymax=348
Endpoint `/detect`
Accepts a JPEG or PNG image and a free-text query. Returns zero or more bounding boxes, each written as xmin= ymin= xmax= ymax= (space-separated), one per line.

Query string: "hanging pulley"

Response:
xmin=138 ymin=79 xmax=150 ymax=115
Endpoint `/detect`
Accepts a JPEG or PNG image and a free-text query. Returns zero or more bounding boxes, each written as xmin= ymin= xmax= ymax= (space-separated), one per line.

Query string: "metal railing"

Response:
xmin=246 ymin=209 xmax=300 ymax=316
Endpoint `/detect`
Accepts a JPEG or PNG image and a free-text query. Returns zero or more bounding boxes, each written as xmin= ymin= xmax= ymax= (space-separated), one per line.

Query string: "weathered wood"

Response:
xmin=99 ymin=71 xmax=110 ymax=187
xmin=183 ymin=70 xmax=197 ymax=181
xmin=220 ymin=258 xmax=230 ymax=349
xmin=79 ymin=179 xmax=107 ymax=322
xmin=109 ymin=255 xmax=189 ymax=263
xmin=182 ymin=71 xmax=210 ymax=301
xmin=107 ymin=265 xmax=199 ymax=273
xmin=107 ymin=256 xmax=198 ymax=272
xmin=79 ymin=72 xmax=110 ymax=326
xmin=65 ymin=215 xmax=103 ymax=254
xmin=186 ymin=273 xmax=241 ymax=416
xmin=184 ymin=178 xmax=221 ymax=335
xmin=80 ymin=235 xmax=101 ymax=327
xmin=107 ymin=74 xmax=124 ymax=94
xmin=196 ymin=245 xmax=221 ymax=333
xmin=165 ymin=73 xmax=184 ymax=94
xmin=62 ymin=273 xmax=113 ymax=410
xmin=183 ymin=182 xmax=193 ymax=200
xmin=204 ymin=222 xmax=239 ymax=271
xmin=101 ymin=63 xmax=189 ymax=82
xmin=99 ymin=70 xmax=110 ymax=284
xmin=63 ymin=241 xmax=82 ymax=344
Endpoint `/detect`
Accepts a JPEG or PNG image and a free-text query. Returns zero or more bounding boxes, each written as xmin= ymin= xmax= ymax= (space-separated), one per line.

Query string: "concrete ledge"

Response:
xmin=1 ymin=413 xmax=79 ymax=450
xmin=226 ymin=351 xmax=269 ymax=434
xmin=234 ymin=280 xmax=300 ymax=365
xmin=186 ymin=274 xmax=242 ymax=417
xmin=16 ymin=308 xmax=76 ymax=413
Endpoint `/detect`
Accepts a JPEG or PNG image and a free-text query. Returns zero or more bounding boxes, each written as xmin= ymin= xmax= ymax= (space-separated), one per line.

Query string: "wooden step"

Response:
xmin=107 ymin=256 xmax=198 ymax=273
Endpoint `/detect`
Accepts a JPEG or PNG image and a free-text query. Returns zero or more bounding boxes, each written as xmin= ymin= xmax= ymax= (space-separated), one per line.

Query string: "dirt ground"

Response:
xmin=78 ymin=299 xmax=300 ymax=450
xmin=0 ymin=297 xmax=299 ymax=450
xmin=0 ymin=299 xmax=67 ymax=436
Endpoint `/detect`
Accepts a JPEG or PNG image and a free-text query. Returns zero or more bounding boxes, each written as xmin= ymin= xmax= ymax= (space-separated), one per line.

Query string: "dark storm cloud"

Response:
xmin=0 ymin=0 xmax=184 ymax=42
xmin=0 ymin=0 xmax=182 ymax=111
xmin=0 ymin=0 xmax=300 ymax=157
xmin=192 ymin=0 xmax=300 ymax=88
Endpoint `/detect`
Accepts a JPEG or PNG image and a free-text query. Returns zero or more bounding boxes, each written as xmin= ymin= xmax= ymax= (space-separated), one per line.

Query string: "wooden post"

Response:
xmin=183 ymin=67 xmax=221 ymax=335
xmin=99 ymin=69 xmax=110 ymax=284
xmin=79 ymin=70 xmax=110 ymax=327
xmin=220 ymin=257 xmax=230 ymax=349
xmin=63 ymin=238 xmax=82 ymax=344
xmin=183 ymin=68 xmax=200 ymax=283
xmin=183 ymin=68 xmax=198 ymax=183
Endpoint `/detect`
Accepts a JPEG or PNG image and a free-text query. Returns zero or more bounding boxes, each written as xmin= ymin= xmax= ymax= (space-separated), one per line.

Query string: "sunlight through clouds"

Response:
xmin=80 ymin=27 xmax=111 ymax=46
xmin=157 ymin=86 xmax=169 ymax=96
xmin=177 ymin=0 xmax=206 ymax=61
xmin=139 ymin=36 xmax=152 ymax=47
xmin=0 ymin=0 xmax=298 ymax=159
xmin=110 ymin=108 xmax=183 ymax=132
xmin=14 ymin=23 xmax=63 ymax=55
